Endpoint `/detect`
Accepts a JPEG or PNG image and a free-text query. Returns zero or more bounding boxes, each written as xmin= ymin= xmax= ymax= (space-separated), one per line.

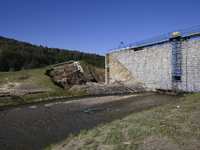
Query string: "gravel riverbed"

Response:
xmin=0 ymin=92 xmax=180 ymax=150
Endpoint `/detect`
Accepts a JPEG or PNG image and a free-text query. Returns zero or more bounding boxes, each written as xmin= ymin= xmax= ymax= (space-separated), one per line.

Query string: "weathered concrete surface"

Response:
xmin=106 ymin=39 xmax=200 ymax=92
xmin=105 ymin=54 xmax=147 ymax=90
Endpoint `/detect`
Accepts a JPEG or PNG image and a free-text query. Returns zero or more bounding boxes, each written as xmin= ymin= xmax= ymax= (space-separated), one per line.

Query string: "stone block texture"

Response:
xmin=105 ymin=39 xmax=200 ymax=92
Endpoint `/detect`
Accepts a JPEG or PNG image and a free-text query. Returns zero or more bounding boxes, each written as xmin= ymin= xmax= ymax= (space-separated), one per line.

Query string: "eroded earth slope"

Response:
xmin=46 ymin=62 xmax=105 ymax=90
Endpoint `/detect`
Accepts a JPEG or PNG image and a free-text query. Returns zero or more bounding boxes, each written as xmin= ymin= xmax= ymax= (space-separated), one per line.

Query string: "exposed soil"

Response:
xmin=45 ymin=62 xmax=146 ymax=95
xmin=0 ymin=61 xmax=144 ymax=106
xmin=46 ymin=62 xmax=105 ymax=90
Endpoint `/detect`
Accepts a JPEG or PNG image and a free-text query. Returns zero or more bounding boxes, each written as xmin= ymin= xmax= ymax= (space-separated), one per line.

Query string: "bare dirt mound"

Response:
xmin=46 ymin=62 xmax=105 ymax=90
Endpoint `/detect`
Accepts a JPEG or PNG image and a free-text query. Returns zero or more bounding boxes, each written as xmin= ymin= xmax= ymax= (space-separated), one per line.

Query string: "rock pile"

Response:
xmin=46 ymin=61 xmax=105 ymax=90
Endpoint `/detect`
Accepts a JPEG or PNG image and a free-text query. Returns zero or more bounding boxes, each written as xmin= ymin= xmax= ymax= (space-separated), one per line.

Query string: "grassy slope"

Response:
xmin=45 ymin=93 xmax=200 ymax=150
xmin=0 ymin=67 xmax=56 ymax=88
xmin=0 ymin=65 xmax=85 ymax=105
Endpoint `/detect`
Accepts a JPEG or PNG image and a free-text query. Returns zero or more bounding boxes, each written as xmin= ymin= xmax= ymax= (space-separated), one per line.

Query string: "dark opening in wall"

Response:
xmin=173 ymin=76 xmax=181 ymax=81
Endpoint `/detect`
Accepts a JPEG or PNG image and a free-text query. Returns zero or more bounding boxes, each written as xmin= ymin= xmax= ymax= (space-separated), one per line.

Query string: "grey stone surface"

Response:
xmin=85 ymin=84 xmax=145 ymax=95
xmin=106 ymin=39 xmax=200 ymax=92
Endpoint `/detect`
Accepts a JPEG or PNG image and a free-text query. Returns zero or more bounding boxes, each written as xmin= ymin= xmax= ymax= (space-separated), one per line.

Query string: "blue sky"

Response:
xmin=1 ymin=0 xmax=200 ymax=56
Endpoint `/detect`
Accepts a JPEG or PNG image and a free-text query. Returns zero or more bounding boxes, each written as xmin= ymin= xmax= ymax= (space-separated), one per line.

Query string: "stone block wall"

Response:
xmin=181 ymin=39 xmax=200 ymax=92
xmin=105 ymin=39 xmax=200 ymax=92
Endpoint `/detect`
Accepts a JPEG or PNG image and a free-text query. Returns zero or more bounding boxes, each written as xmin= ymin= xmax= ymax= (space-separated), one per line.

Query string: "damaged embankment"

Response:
xmin=0 ymin=64 xmax=86 ymax=106
xmin=45 ymin=61 xmax=147 ymax=95
xmin=0 ymin=61 xmax=147 ymax=106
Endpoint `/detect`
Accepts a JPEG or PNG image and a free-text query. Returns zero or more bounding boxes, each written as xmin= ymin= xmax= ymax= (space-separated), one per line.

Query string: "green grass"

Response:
xmin=104 ymin=130 xmax=123 ymax=144
xmin=79 ymin=60 xmax=103 ymax=68
xmin=0 ymin=67 xmax=53 ymax=88
xmin=0 ymin=65 xmax=86 ymax=106
xmin=78 ymin=60 xmax=96 ymax=67
xmin=114 ymin=143 xmax=128 ymax=150
xmin=44 ymin=133 xmax=78 ymax=150
xmin=84 ymin=138 xmax=95 ymax=145
xmin=0 ymin=97 xmax=12 ymax=103
xmin=91 ymin=129 xmax=101 ymax=137
xmin=84 ymin=141 xmax=100 ymax=150
xmin=60 ymin=133 xmax=78 ymax=148
xmin=174 ymin=115 xmax=188 ymax=123
xmin=78 ymin=129 xmax=89 ymax=139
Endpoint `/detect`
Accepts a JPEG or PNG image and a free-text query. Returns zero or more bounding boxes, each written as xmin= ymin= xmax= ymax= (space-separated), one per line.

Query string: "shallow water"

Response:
xmin=0 ymin=92 xmax=180 ymax=150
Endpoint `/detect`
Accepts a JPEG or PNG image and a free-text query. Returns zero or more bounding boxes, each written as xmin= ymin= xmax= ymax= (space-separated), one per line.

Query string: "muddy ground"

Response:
xmin=46 ymin=62 xmax=105 ymax=90
xmin=0 ymin=93 xmax=180 ymax=150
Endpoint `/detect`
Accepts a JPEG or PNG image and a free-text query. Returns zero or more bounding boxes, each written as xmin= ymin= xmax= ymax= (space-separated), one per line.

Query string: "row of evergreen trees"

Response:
xmin=0 ymin=36 xmax=105 ymax=71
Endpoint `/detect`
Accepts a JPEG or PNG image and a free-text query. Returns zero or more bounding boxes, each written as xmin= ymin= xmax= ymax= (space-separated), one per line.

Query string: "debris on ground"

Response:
xmin=46 ymin=61 xmax=148 ymax=94
xmin=46 ymin=61 xmax=105 ymax=90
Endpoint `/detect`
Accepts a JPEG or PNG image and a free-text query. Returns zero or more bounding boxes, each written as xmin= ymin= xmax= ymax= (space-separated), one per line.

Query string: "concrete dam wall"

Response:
xmin=105 ymin=39 xmax=200 ymax=92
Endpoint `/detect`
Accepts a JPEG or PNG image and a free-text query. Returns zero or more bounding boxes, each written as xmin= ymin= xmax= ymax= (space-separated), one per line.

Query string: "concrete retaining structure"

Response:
xmin=105 ymin=39 xmax=200 ymax=92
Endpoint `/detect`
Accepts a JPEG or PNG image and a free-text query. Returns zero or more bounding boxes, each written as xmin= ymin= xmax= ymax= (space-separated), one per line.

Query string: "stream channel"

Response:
xmin=0 ymin=92 xmax=181 ymax=150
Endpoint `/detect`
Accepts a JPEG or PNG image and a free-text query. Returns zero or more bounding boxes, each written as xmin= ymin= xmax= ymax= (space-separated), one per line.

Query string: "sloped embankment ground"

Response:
xmin=46 ymin=62 xmax=146 ymax=95
xmin=0 ymin=65 xmax=86 ymax=106
xmin=46 ymin=93 xmax=200 ymax=150
xmin=46 ymin=62 xmax=105 ymax=90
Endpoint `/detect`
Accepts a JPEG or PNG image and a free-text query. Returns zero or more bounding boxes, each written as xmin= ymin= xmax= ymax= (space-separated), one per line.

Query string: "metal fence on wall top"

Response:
xmin=108 ymin=25 xmax=200 ymax=53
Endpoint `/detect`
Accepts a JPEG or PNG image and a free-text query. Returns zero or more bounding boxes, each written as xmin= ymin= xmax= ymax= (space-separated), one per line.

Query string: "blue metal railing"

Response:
xmin=129 ymin=33 xmax=169 ymax=49
xmin=108 ymin=44 xmax=129 ymax=52
xmin=108 ymin=25 xmax=200 ymax=52
xmin=180 ymin=25 xmax=200 ymax=37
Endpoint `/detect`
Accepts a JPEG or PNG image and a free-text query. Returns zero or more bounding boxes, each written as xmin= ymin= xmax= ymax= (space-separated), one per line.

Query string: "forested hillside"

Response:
xmin=0 ymin=36 xmax=105 ymax=71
